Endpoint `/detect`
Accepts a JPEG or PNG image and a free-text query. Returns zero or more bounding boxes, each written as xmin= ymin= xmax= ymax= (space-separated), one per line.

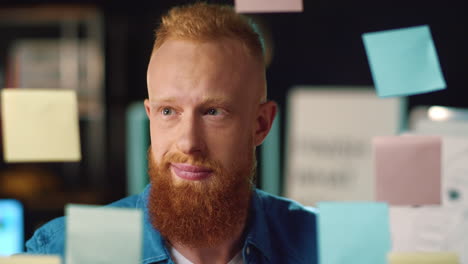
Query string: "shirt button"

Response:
xmin=246 ymin=246 xmax=250 ymax=255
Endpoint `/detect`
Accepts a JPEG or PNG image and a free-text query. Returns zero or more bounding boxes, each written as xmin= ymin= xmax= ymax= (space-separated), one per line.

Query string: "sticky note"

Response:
xmin=0 ymin=199 xmax=23 ymax=255
xmin=373 ymin=135 xmax=441 ymax=205
xmin=1 ymin=89 xmax=81 ymax=162
xmin=318 ymin=202 xmax=391 ymax=264
xmin=235 ymin=0 xmax=303 ymax=13
xmin=362 ymin=25 xmax=446 ymax=97
xmin=0 ymin=255 xmax=61 ymax=264
xmin=388 ymin=252 xmax=459 ymax=264
xmin=65 ymin=204 xmax=143 ymax=264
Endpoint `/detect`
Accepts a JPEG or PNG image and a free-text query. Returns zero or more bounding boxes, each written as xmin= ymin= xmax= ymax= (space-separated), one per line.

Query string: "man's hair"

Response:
xmin=153 ymin=2 xmax=265 ymax=65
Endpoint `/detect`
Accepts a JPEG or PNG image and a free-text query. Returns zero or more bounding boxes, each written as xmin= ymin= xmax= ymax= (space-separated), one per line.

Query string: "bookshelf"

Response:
xmin=0 ymin=5 xmax=107 ymax=244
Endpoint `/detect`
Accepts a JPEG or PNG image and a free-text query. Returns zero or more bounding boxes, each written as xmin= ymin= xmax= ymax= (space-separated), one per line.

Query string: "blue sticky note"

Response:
xmin=362 ymin=25 xmax=446 ymax=97
xmin=318 ymin=202 xmax=391 ymax=264
xmin=0 ymin=199 xmax=23 ymax=255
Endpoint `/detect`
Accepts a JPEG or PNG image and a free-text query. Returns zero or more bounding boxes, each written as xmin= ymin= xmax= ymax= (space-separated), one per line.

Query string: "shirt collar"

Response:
xmin=136 ymin=185 xmax=274 ymax=263
xmin=243 ymin=189 xmax=274 ymax=262
xmin=137 ymin=185 xmax=171 ymax=264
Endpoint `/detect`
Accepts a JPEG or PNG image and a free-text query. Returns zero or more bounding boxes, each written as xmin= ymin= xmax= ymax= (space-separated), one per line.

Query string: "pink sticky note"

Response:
xmin=373 ymin=135 xmax=441 ymax=205
xmin=235 ymin=0 xmax=303 ymax=13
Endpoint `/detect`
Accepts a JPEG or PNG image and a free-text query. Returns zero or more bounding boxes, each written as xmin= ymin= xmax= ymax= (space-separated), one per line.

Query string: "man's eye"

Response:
xmin=206 ymin=108 xmax=220 ymax=115
xmin=161 ymin=107 xmax=174 ymax=116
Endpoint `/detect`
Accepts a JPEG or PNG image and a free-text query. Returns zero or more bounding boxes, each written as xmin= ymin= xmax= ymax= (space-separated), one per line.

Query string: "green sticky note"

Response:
xmin=388 ymin=252 xmax=459 ymax=264
xmin=318 ymin=202 xmax=391 ymax=264
xmin=362 ymin=25 xmax=446 ymax=97
xmin=66 ymin=204 xmax=143 ymax=264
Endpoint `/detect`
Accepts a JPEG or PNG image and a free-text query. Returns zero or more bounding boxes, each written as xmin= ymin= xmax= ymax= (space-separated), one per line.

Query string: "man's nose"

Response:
xmin=175 ymin=113 xmax=205 ymax=155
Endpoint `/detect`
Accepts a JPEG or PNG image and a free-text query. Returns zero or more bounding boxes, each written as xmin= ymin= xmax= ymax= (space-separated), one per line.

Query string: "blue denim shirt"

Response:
xmin=26 ymin=185 xmax=317 ymax=263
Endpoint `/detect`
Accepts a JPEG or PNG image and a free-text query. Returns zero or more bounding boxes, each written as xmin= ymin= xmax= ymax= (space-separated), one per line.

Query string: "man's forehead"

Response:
xmin=149 ymin=38 xmax=266 ymax=79
xmin=148 ymin=39 xmax=245 ymax=79
xmin=147 ymin=38 xmax=266 ymax=103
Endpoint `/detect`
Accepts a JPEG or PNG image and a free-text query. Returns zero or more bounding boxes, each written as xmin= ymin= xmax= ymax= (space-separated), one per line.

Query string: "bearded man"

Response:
xmin=26 ymin=3 xmax=317 ymax=263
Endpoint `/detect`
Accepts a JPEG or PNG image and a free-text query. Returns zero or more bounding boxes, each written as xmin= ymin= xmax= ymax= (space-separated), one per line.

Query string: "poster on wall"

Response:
xmin=408 ymin=106 xmax=468 ymax=207
xmin=285 ymin=87 xmax=403 ymax=206
xmin=390 ymin=206 xmax=468 ymax=264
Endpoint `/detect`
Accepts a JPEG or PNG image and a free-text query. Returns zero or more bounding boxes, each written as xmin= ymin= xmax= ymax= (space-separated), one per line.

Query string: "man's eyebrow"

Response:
xmin=201 ymin=97 xmax=231 ymax=106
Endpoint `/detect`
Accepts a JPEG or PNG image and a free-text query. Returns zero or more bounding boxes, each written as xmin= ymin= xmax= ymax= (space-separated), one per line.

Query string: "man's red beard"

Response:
xmin=147 ymin=149 xmax=254 ymax=248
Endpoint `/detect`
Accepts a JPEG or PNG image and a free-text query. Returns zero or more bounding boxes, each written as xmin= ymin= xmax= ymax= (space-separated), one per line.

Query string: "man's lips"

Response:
xmin=170 ymin=163 xmax=213 ymax=181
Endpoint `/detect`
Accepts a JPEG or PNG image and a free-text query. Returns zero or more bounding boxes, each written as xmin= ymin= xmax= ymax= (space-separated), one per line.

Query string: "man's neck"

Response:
xmin=169 ymin=226 xmax=245 ymax=264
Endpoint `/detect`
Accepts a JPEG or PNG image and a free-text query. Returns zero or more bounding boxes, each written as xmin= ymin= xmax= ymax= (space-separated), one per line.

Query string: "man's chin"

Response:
xmin=148 ymin=179 xmax=251 ymax=248
xmin=147 ymin=149 xmax=254 ymax=247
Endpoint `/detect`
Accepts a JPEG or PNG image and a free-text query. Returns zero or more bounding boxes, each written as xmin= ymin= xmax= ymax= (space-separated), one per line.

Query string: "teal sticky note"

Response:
xmin=318 ymin=202 xmax=391 ymax=264
xmin=65 ymin=204 xmax=143 ymax=264
xmin=362 ymin=25 xmax=446 ymax=97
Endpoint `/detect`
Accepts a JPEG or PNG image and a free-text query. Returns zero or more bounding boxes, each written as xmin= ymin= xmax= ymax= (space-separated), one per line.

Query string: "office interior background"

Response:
xmin=0 ymin=0 xmax=467 ymax=251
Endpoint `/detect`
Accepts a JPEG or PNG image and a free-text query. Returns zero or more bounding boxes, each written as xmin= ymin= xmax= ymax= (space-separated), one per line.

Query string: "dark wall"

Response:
xmin=49 ymin=0 xmax=468 ymax=199
xmin=104 ymin=1 xmax=468 ymax=191
xmin=1 ymin=0 xmax=466 ymax=241
xmin=105 ymin=0 xmax=468 ymax=116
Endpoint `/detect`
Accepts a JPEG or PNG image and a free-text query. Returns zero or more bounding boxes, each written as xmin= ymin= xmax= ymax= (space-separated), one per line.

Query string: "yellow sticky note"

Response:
xmin=0 ymin=255 xmax=61 ymax=264
xmin=1 ymin=89 xmax=81 ymax=162
xmin=388 ymin=252 xmax=459 ymax=264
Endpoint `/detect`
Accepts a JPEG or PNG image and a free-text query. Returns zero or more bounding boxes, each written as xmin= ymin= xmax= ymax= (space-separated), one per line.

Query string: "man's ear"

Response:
xmin=144 ymin=99 xmax=152 ymax=119
xmin=254 ymin=100 xmax=278 ymax=146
